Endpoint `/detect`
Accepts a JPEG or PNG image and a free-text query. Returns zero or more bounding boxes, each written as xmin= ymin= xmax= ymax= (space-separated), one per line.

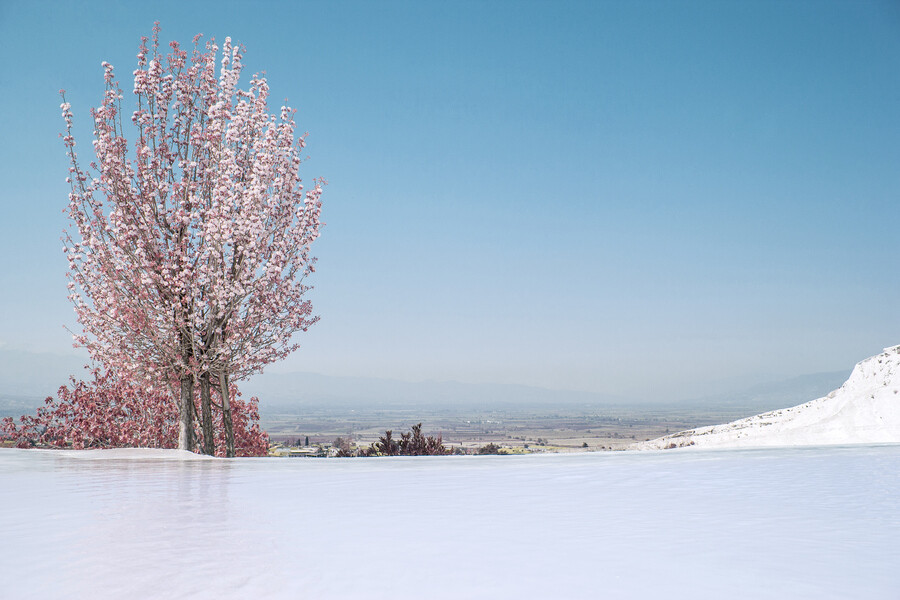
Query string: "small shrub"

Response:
xmin=476 ymin=442 xmax=502 ymax=455
xmin=364 ymin=424 xmax=449 ymax=456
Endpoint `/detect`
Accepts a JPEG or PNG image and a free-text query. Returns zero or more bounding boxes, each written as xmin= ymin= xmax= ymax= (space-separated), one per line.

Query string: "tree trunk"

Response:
xmin=199 ymin=372 xmax=215 ymax=456
xmin=178 ymin=373 xmax=194 ymax=452
xmin=219 ymin=371 xmax=235 ymax=458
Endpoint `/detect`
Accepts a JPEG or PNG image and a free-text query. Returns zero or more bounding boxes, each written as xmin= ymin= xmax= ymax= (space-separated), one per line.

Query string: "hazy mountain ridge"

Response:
xmin=0 ymin=349 xmax=89 ymax=413
xmin=678 ymin=370 xmax=850 ymax=413
xmin=243 ymin=368 xmax=849 ymax=413
xmin=244 ymin=371 xmax=625 ymax=410
xmin=0 ymin=347 xmax=849 ymax=416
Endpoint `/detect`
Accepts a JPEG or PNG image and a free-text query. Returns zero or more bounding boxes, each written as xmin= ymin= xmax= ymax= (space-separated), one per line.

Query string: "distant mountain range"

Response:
xmin=242 ymin=371 xmax=625 ymax=411
xmin=241 ymin=369 xmax=850 ymax=414
xmin=674 ymin=370 xmax=851 ymax=412
xmin=0 ymin=349 xmax=89 ymax=395
xmin=0 ymin=347 xmax=849 ymax=419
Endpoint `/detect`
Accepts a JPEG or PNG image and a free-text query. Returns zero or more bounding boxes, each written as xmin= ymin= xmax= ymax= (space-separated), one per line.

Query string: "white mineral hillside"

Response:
xmin=635 ymin=345 xmax=900 ymax=450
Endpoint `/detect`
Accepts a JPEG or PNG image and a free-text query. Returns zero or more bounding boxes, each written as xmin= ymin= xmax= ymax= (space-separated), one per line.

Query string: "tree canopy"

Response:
xmin=60 ymin=24 xmax=323 ymax=455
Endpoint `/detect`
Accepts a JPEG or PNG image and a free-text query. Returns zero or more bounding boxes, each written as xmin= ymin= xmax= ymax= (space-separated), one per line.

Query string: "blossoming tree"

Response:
xmin=61 ymin=24 xmax=323 ymax=455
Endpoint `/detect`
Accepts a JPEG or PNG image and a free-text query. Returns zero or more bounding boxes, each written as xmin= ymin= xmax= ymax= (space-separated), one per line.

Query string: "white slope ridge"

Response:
xmin=636 ymin=345 xmax=900 ymax=450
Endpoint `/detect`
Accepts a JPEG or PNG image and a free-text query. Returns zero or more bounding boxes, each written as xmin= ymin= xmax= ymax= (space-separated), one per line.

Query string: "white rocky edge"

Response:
xmin=634 ymin=345 xmax=900 ymax=450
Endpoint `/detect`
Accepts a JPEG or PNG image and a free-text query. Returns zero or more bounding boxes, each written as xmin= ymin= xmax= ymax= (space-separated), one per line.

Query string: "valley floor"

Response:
xmin=260 ymin=402 xmax=774 ymax=452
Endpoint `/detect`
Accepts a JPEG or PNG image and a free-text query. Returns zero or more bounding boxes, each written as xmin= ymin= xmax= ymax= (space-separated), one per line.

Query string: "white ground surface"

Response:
xmin=2 ymin=446 xmax=898 ymax=599
xmin=636 ymin=345 xmax=900 ymax=450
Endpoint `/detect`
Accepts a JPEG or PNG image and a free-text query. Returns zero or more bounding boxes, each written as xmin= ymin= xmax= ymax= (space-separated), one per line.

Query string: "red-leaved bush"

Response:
xmin=0 ymin=369 xmax=267 ymax=457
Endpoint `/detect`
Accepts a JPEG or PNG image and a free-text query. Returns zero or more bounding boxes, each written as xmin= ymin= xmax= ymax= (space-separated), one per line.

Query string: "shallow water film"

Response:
xmin=2 ymin=445 xmax=898 ymax=599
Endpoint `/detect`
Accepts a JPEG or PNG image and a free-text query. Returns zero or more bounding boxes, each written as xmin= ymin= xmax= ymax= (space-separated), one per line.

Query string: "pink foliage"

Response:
xmin=216 ymin=386 xmax=269 ymax=457
xmin=61 ymin=22 xmax=322 ymax=394
xmin=0 ymin=370 xmax=268 ymax=457
xmin=57 ymin=23 xmax=323 ymax=453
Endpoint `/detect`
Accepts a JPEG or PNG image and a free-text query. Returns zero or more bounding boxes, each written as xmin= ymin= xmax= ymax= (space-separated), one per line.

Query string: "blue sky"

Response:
xmin=0 ymin=0 xmax=898 ymax=400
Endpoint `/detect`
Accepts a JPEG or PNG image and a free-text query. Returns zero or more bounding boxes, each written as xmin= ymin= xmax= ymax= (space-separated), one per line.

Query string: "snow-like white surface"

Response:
xmin=1 ymin=445 xmax=898 ymax=599
xmin=636 ymin=345 xmax=900 ymax=450
xmin=44 ymin=447 xmax=216 ymax=460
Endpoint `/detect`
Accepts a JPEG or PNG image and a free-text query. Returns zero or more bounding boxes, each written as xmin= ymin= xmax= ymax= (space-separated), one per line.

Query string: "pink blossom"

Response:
xmin=59 ymin=25 xmax=323 ymax=456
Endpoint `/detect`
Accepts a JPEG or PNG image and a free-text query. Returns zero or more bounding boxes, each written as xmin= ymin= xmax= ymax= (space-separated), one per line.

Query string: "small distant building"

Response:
xmin=289 ymin=447 xmax=325 ymax=458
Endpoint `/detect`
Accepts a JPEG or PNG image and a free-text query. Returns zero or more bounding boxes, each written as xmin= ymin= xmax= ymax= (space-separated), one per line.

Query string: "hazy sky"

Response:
xmin=1 ymin=0 xmax=898 ymax=400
